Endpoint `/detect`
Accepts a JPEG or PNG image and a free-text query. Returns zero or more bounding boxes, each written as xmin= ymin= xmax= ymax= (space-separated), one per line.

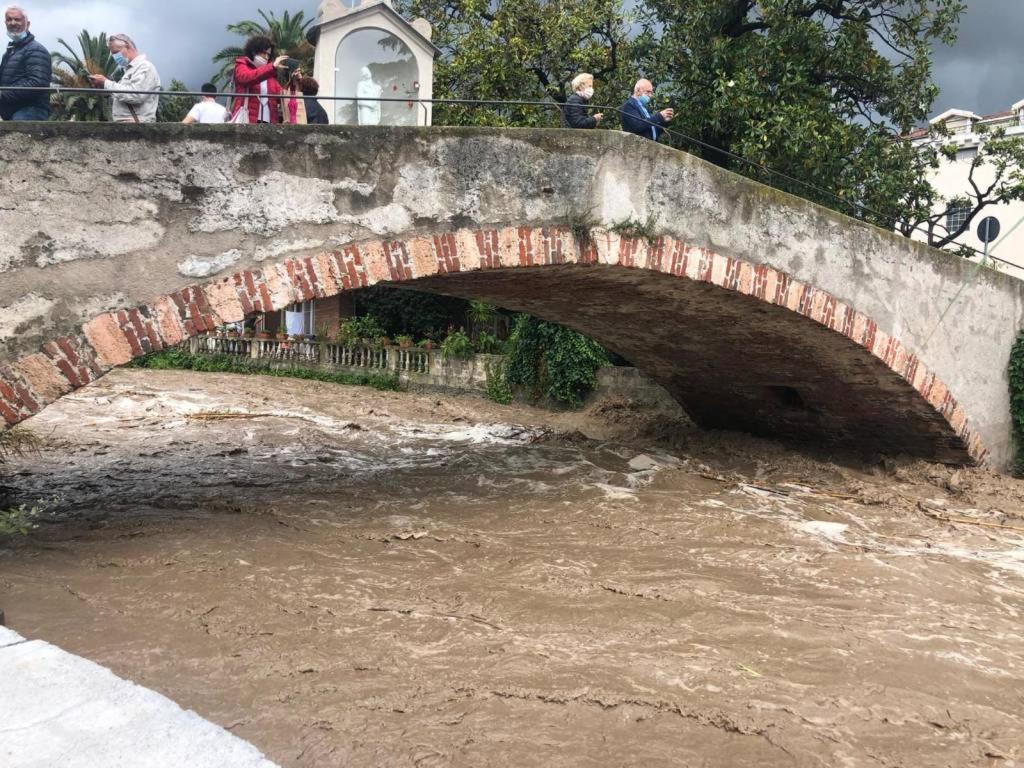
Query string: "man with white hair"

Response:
xmin=0 ymin=4 xmax=51 ymax=121
xmin=88 ymin=34 xmax=161 ymax=123
xmin=620 ymin=78 xmax=674 ymax=141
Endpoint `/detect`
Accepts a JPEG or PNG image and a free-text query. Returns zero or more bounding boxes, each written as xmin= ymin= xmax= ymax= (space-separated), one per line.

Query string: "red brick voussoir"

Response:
xmin=0 ymin=226 xmax=988 ymax=465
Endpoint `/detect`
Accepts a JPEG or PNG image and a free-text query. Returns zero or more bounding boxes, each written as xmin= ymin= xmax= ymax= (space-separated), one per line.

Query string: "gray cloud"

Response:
xmin=16 ymin=0 xmax=1021 ymax=117
xmin=931 ymin=0 xmax=1024 ymax=116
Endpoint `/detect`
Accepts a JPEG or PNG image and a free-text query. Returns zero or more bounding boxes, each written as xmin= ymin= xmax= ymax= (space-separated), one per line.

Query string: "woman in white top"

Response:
xmin=182 ymin=83 xmax=228 ymax=124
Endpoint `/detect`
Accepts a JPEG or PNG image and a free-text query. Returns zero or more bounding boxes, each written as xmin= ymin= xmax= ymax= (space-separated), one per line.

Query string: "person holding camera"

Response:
xmin=88 ymin=34 xmax=160 ymax=123
xmin=620 ymin=79 xmax=674 ymax=141
xmin=230 ymin=35 xmax=287 ymax=124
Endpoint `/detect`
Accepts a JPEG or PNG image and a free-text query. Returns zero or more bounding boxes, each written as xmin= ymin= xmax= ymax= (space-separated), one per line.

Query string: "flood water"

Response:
xmin=2 ymin=369 xmax=1023 ymax=767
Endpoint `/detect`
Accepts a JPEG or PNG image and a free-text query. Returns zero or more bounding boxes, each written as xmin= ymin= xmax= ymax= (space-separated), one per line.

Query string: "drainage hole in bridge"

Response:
xmin=764 ymin=385 xmax=806 ymax=410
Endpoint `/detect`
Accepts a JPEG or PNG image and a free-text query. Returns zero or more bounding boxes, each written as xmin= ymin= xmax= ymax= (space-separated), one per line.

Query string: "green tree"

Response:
xmin=50 ymin=30 xmax=117 ymax=121
xmin=634 ymin=0 xmax=967 ymax=228
xmin=157 ymin=79 xmax=194 ymax=123
xmin=396 ymin=0 xmax=634 ymax=126
xmin=211 ymin=9 xmax=314 ymax=88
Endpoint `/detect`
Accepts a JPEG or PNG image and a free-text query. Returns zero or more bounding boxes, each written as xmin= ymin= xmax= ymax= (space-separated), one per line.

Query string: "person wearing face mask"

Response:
xmin=0 ymin=5 xmax=51 ymax=121
xmin=230 ymin=35 xmax=288 ymax=124
xmin=562 ymin=73 xmax=603 ymax=129
xmin=620 ymin=78 xmax=674 ymax=141
xmin=88 ymin=34 xmax=161 ymax=123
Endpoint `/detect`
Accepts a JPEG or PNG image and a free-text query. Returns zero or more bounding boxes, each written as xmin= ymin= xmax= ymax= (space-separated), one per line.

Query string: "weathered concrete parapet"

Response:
xmin=0 ymin=123 xmax=1021 ymax=466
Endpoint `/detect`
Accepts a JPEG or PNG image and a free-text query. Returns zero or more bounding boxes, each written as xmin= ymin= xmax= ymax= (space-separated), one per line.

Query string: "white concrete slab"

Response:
xmin=0 ymin=638 xmax=279 ymax=768
xmin=0 ymin=625 xmax=26 ymax=647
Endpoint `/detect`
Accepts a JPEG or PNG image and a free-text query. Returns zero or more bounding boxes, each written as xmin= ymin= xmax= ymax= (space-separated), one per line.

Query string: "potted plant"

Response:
xmin=275 ymin=330 xmax=288 ymax=341
xmin=396 ymin=334 xmax=414 ymax=349
xmin=376 ymin=335 xmax=391 ymax=348
xmin=418 ymin=338 xmax=436 ymax=351
xmin=256 ymin=329 xmax=271 ymax=340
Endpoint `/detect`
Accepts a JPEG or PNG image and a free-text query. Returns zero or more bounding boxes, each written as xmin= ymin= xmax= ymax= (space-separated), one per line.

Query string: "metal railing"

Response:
xmin=1 ymin=83 xmax=1016 ymax=270
xmin=191 ymin=334 xmax=431 ymax=375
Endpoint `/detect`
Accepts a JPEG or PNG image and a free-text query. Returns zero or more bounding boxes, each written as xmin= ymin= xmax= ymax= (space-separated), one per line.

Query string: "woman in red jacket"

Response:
xmin=231 ymin=35 xmax=287 ymax=124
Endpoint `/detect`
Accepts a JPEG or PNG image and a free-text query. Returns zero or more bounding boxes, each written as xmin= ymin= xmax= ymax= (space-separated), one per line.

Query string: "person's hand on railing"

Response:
xmin=594 ymin=113 xmax=604 ymax=123
xmin=660 ymin=107 xmax=675 ymax=122
xmin=87 ymin=73 xmax=106 ymax=87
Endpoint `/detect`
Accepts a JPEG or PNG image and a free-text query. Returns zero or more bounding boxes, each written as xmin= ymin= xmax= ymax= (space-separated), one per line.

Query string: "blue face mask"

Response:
xmin=638 ymin=94 xmax=652 ymax=107
xmin=7 ymin=31 xmax=27 ymax=42
xmin=111 ymin=51 xmax=128 ymax=67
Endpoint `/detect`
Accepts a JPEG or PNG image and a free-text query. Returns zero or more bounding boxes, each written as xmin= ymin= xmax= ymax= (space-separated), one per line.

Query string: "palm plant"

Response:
xmin=50 ymin=30 xmax=118 ymax=121
xmin=211 ymin=10 xmax=315 ymax=89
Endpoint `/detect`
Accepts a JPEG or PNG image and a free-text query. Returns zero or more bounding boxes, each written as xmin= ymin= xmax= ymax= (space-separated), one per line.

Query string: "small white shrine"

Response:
xmin=309 ymin=0 xmax=439 ymax=126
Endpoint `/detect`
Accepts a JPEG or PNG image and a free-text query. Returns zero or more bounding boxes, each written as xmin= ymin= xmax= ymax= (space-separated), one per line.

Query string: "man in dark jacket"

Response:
xmin=563 ymin=73 xmax=603 ymax=129
xmin=620 ymin=79 xmax=674 ymax=141
xmin=0 ymin=5 xmax=51 ymax=121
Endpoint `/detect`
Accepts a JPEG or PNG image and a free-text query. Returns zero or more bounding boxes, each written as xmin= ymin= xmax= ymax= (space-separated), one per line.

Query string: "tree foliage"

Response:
xmin=50 ymin=30 xmax=118 ymax=121
xmin=634 ymin=0 xmax=966 ymax=222
xmin=157 ymin=79 xmax=194 ymax=123
xmin=211 ymin=9 xmax=315 ymax=88
xmin=353 ymin=286 xmax=470 ymax=341
xmin=396 ymin=0 xmax=634 ymax=126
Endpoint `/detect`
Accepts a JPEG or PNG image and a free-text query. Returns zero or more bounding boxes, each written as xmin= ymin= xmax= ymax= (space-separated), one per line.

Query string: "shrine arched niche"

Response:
xmin=334 ymin=27 xmax=420 ymax=126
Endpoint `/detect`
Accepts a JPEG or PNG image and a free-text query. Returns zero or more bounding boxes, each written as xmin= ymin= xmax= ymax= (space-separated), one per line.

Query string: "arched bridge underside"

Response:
xmin=0 ymin=124 xmax=1021 ymax=466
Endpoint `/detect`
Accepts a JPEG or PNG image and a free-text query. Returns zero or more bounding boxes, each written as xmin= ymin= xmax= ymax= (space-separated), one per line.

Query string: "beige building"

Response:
xmin=908 ymin=100 xmax=1024 ymax=278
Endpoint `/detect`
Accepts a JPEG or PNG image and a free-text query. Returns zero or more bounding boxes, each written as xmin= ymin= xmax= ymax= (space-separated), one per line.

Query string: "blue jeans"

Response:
xmin=9 ymin=105 xmax=49 ymax=121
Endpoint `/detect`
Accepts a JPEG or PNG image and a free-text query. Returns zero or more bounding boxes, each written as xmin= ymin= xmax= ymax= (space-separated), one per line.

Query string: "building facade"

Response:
xmin=908 ymin=100 xmax=1024 ymax=279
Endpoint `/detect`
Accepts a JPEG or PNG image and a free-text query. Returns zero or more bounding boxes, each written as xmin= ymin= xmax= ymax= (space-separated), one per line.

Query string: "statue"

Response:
xmin=356 ymin=66 xmax=382 ymax=126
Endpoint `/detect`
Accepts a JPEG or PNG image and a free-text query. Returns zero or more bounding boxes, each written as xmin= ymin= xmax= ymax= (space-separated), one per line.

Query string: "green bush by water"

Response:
xmin=501 ymin=315 xmax=608 ymax=408
xmin=129 ymin=349 xmax=401 ymax=392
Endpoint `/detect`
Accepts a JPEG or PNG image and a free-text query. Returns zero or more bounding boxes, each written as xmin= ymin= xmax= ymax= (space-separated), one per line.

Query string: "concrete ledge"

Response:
xmin=0 ymin=636 xmax=278 ymax=768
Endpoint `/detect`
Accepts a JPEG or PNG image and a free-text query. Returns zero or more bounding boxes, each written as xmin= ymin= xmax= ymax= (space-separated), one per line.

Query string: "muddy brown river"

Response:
xmin=2 ymin=369 xmax=1023 ymax=767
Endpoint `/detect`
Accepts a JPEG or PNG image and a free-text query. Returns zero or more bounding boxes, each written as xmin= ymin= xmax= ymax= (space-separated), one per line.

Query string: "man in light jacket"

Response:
xmin=88 ymin=33 xmax=160 ymax=123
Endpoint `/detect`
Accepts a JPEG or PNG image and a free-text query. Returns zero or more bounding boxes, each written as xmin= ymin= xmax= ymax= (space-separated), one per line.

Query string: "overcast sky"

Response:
xmin=16 ymin=0 xmax=1022 ymax=118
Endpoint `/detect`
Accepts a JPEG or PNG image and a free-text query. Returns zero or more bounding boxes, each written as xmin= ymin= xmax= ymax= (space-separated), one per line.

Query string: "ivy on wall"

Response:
xmin=1008 ymin=331 xmax=1024 ymax=474
xmin=503 ymin=315 xmax=608 ymax=408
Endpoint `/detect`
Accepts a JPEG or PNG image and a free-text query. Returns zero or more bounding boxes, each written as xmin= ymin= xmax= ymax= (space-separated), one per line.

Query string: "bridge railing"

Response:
xmin=188 ymin=334 xmax=429 ymax=377
xmin=2 ymin=84 xmax=1012 ymax=272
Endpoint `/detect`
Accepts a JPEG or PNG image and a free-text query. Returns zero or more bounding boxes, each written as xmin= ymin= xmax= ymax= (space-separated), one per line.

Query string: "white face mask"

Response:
xmin=253 ymin=55 xmax=268 ymax=66
xmin=581 ymin=87 xmax=595 ymax=100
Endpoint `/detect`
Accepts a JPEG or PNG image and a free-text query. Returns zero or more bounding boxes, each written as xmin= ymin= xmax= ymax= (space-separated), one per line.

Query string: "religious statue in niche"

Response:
xmin=356 ymin=66 xmax=382 ymax=125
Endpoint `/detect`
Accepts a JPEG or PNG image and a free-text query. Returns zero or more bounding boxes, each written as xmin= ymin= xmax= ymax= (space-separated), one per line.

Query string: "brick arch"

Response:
xmin=0 ymin=226 xmax=986 ymax=465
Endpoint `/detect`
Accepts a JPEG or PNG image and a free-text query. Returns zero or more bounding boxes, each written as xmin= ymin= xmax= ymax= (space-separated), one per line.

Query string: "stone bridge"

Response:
xmin=0 ymin=123 xmax=1021 ymax=467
